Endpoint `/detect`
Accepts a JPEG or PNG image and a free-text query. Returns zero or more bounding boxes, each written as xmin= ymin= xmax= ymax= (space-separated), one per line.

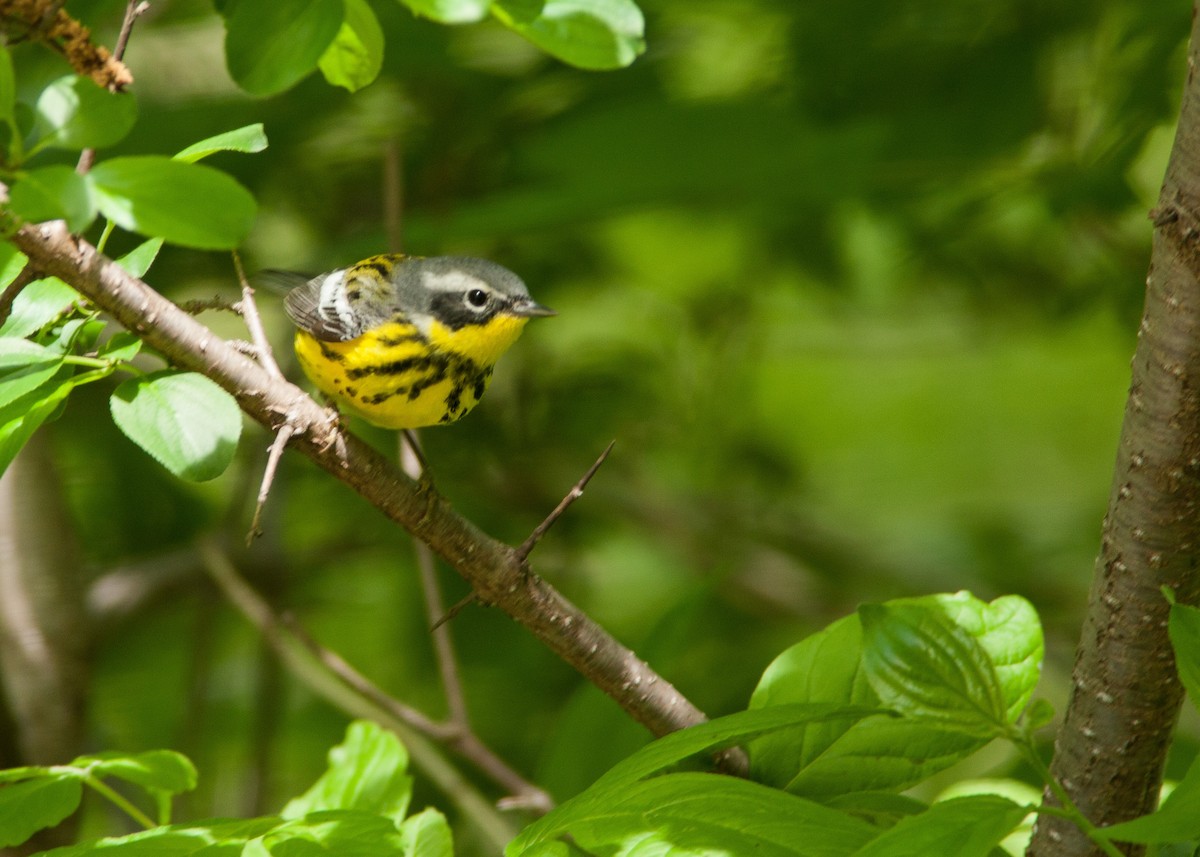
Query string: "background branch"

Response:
xmin=6 ymin=221 xmax=716 ymax=743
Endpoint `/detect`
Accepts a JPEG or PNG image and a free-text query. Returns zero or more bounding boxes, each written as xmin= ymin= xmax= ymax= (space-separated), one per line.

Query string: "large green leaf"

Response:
xmin=88 ymin=157 xmax=256 ymax=250
xmin=224 ymin=0 xmax=344 ymax=96
xmin=0 ymin=366 xmax=80 ymax=477
xmin=0 ymin=775 xmax=83 ymax=847
xmin=509 ymin=773 xmax=877 ymax=857
xmin=848 ymin=795 xmax=1029 ymax=857
xmin=748 ymin=613 xmax=981 ymax=796
xmin=492 ymin=0 xmax=645 ymax=70
xmin=8 ymin=165 xmax=96 ymax=232
xmin=0 ymin=339 xmax=65 ymax=410
xmin=282 ymin=720 xmax=412 ymax=824
xmin=32 ymin=75 xmax=137 ymax=151
xmin=109 ymin=370 xmax=242 ymax=482
xmin=859 ymin=602 xmax=1008 ymax=738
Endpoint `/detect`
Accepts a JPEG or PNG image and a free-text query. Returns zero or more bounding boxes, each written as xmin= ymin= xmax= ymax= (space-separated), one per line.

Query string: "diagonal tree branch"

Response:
xmin=6 ymin=220 xmax=716 ymax=743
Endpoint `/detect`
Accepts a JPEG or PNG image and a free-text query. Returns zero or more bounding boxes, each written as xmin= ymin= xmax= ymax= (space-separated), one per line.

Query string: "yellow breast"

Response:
xmin=293 ymin=315 xmax=531 ymax=429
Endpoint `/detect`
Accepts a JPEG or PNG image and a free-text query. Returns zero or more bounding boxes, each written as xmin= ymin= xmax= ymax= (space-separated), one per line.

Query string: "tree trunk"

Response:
xmin=1027 ymin=7 xmax=1200 ymax=855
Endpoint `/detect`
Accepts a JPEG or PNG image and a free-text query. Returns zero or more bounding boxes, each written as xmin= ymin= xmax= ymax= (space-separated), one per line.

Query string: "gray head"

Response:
xmin=396 ymin=256 xmax=555 ymax=332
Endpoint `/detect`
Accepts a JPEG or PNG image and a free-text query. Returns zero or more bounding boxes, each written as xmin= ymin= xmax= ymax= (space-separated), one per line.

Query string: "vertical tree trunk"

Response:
xmin=1027 ymin=7 xmax=1200 ymax=855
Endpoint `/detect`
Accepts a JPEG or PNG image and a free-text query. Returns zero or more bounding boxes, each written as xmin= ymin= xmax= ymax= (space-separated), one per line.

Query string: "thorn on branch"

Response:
xmin=516 ymin=440 xmax=615 ymax=561
xmin=430 ymin=590 xmax=479 ymax=633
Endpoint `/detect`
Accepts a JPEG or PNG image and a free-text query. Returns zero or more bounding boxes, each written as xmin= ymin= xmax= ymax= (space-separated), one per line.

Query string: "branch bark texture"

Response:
xmin=1029 ymin=10 xmax=1200 ymax=855
xmin=7 ymin=222 xmax=710 ymax=741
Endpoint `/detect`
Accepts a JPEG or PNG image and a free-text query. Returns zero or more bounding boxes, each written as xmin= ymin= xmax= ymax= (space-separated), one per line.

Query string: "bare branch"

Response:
xmin=246 ymin=422 xmax=296 ymax=546
xmin=197 ymin=540 xmax=519 ymax=850
xmin=518 ymin=440 xmax=615 ymax=560
xmin=7 ymin=221 xmax=713 ymax=741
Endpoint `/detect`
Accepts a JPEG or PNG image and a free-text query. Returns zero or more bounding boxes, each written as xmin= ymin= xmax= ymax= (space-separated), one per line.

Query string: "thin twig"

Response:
xmin=178 ymin=296 xmax=240 ymax=315
xmin=400 ymin=433 xmax=469 ymax=726
xmin=75 ymin=0 xmax=146 ymax=174
xmin=198 ymin=540 xmax=551 ymax=816
xmin=246 ymin=423 xmax=295 ymax=546
xmin=197 ymin=540 xmax=519 ymax=849
xmin=517 ymin=441 xmax=615 ymax=560
xmin=233 ymin=250 xmax=283 ymax=380
xmin=430 ymin=590 xmax=477 ymax=633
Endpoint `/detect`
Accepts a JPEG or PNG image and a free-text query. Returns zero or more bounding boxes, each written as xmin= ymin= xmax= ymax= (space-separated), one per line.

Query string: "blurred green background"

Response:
xmin=10 ymin=0 xmax=1191 ymax=849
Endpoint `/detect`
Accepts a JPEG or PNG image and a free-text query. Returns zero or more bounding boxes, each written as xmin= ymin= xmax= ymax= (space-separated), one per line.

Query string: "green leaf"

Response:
xmin=860 ymin=602 xmax=1008 ymax=738
xmin=932 ymin=592 xmax=1043 ymax=722
xmin=1170 ymin=602 xmax=1200 ymax=713
xmin=74 ymin=750 xmax=198 ymax=796
xmin=0 ymin=366 xmax=79 ymax=477
xmin=590 ymin=703 xmax=884 ymax=791
xmin=116 ymin=238 xmax=165 ymax=279
xmin=747 ymin=613 xmax=983 ymax=797
xmin=1101 ymin=752 xmax=1200 ymax=843
xmin=32 ymin=75 xmax=137 ymax=151
xmin=8 ymin=165 xmax=97 ymax=232
xmin=509 ymin=773 xmax=878 ymax=857
xmin=0 ymin=339 xmax=65 ymax=410
xmin=252 ymin=810 xmax=406 ymax=856
xmin=0 ymin=766 xmax=49 ymax=784
xmin=97 ymin=331 xmax=143 ymax=363
xmin=0 ymin=244 xmax=25 ymax=287
xmin=492 ymin=0 xmax=646 ymax=70
xmin=401 ymin=0 xmax=489 ymax=23
xmin=38 ymin=818 xmax=283 ymax=856
xmin=398 ymin=808 xmax=453 ymax=857
xmin=848 ymin=795 xmax=1029 ymax=857
xmin=282 ymin=720 xmax=412 ymax=824
xmin=88 ymin=156 xmax=256 ymax=250
xmin=174 ymin=124 xmax=269 ymax=164
xmin=224 ymin=0 xmax=344 ymax=96
xmin=0 ymin=277 xmax=78 ymax=339
xmin=109 ymin=370 xmax=242 ymax=482
xmin=319 ymin=0 xmax=385 ymax=92
xmin=0 ymin=775 xmax=83 ymax=847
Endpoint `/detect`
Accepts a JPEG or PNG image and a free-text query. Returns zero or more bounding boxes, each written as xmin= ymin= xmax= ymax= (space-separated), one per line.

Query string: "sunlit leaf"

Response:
xmin=74 ymin=750 xmax=198 ymax=795
xmin=109 ymin=370 xmax=242 ymax=482
xmin=319 ymin=0 xmax=385 ymax=92
xmin=282 ymin=720 xmax=412 ymax=824
xmin=0 ymin=776 xmax=83 ymax=847
xmin=89 ymin=157 xmax=256 ymax=250
xmin=860 ymin=602 xmax=1008 ymax=738
xmin=0 ymin=339 xmax=64 ymax=410
xmin=398 ymin=808 xmax=453 ymax=857
xmin=493 ymin=0 xmax=646 ymax=70
xmin=849 ymin=795 xmax=1029 ymax=857
xmin=0 ymin=277 xmax=78 ymax=338
xmin=401 ymin=0 xmax=489 ymax=23
xmin=33 ymin=75 xmax=137 ymax=150
xmin=115 ymin=238 xmax=165 ymax=279
xmin=8 ymin=165 xmax=96 ymax=232
xmin=174 ymin=124 xmax=269 ymax=164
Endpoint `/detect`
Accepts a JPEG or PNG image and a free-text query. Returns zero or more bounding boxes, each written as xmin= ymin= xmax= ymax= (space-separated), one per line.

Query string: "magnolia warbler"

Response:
xmin=278 ymin=254 xmax=554 ymax=429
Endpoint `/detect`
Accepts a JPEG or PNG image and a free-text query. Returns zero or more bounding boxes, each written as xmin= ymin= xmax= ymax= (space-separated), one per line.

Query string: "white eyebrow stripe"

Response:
xmin=421 ymin=270 xmax=496 ymax=294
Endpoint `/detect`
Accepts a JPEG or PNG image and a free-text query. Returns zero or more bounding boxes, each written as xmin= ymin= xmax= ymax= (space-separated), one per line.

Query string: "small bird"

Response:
xmin=280 ymin=254 xmax=554 ymax=429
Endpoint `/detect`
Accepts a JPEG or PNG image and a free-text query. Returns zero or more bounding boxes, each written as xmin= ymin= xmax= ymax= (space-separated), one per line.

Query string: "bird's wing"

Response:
xmin=276 ymin=270 xmax=362 ymax=341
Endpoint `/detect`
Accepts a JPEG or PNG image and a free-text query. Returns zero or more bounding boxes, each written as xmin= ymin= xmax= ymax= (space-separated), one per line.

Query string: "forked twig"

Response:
xmin=517 ymin=440 xmax=615 ymax=560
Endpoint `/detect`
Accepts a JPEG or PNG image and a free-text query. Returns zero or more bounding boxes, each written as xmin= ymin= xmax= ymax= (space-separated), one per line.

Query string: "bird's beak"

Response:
xmin=509 ymin=298 xmax=557 ymax=318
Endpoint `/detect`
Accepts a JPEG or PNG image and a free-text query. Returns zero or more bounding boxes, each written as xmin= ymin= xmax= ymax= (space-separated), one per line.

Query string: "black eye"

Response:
xmin=466 ymin=288 xmax=489 ymax=308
